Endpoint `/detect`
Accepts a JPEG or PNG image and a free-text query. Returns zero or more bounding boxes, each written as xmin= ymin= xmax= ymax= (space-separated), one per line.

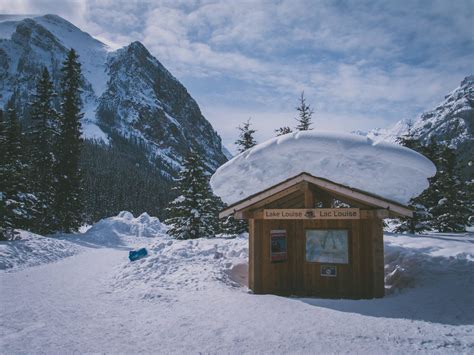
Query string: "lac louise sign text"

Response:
xmin=263 ymin=208 xmax=360 ymax=220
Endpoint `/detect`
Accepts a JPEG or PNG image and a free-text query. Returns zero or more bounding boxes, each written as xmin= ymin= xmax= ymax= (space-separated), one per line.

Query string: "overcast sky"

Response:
xmin=1 ymin=0 xmax=473 ymax=152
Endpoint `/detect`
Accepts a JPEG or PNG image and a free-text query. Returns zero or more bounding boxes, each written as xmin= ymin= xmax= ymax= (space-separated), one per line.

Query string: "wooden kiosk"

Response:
xmin=220 ymin=172 xmax=413 ymax=299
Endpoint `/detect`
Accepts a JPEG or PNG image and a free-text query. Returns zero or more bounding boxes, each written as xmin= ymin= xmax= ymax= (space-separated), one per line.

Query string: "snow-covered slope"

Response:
xmin=363 ymin=76 xmax=474 ymax=177
xmin=211 ymin=131 xmax=436 ymax=205
xmin=0 ymin=14 xmax=227 ymax=172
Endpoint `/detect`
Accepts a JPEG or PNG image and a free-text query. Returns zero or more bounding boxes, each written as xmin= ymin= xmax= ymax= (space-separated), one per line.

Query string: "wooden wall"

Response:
xmin=248 ymin=217 xmax=384 ymax=299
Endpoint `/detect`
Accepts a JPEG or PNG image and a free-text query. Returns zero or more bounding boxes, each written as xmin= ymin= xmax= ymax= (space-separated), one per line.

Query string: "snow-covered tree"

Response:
xmin=427 ymin=145 xmax=470 ymax=232
xmin=28 ymin=68 xmax=59 ymax=234
xmin=0 ymin=102 xmax=36 ymax=239
xmin=235 ymin=118 xmax=257 ymax=153
xmin=220 ymin=214 xmax=247 ymax=236
xmin=165 ymin=152 xmax=219 ymax=239
xmin=55 ymin=49 xmax=85 ymax=232
xmin=295 ymin=91 xmax=314 ymax=131
xmin=275 ymin=126 xmax=293 ymax=136
xmin=398 ymin=138 xmax=471 ymax=233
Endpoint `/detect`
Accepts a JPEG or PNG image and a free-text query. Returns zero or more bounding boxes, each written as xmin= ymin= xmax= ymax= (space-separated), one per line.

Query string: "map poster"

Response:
xmin=270 ymin=230 xmax=287 ymax=262
xmin=305 ymin=230 xmax=349 ymax=264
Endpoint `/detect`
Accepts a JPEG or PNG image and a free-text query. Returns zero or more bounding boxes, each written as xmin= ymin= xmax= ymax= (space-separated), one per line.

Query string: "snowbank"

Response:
xmin=211 ymin=131 xmax=436 ymax=205
xmin=113 ymin=235 xmax=248 ymax=299
xmin=0 ymin=230 xmax=83 ymax=271
xmin=0 ymin=211 xmax=165 ymax=271
xmin=384 ymin=233 xmax=474 ymax=293
xmin=81 ymin=211 xmax=165 ymax=246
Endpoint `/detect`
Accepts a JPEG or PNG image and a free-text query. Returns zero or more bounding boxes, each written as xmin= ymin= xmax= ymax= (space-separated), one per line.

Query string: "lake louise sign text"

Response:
xmin=263 ymin=208 xmax=360 ymax=220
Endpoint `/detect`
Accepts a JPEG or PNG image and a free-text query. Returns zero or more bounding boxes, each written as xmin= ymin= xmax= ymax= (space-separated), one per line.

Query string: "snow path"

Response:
xmin=1 ymin=235 xmax=473 ymax=354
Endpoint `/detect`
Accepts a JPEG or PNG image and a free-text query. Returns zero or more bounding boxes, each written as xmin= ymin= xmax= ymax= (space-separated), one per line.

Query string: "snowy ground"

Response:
xmin=1 ymin=213 xmax=473 ymax=354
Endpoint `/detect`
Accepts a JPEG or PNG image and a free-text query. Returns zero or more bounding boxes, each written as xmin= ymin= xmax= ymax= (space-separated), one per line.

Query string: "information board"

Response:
xmin=306 ymin=229 xmax=349 ymax=264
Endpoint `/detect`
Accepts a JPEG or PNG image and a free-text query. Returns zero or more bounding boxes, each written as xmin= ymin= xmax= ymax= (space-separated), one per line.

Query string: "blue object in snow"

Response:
xmin=129 ymin=248 xmax=148 ymax=261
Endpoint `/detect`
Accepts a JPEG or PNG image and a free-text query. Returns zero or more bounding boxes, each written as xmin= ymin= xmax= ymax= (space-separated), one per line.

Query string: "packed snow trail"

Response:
xmin=1 ymin=214 xmax=473 ymax=353
xmin=0 ymin=242 xmax=472 ymax=354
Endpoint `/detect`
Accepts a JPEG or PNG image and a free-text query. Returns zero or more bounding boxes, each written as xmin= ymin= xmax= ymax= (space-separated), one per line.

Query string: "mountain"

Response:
xmin=362 ymin=76 xmax=474 ymax=178
xmin=0 ymin=14 xmax=228 ymax=220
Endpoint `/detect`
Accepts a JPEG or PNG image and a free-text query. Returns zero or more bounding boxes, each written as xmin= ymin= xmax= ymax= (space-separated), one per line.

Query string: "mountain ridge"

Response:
xmin=359 ymin=75 xmax=474 ymax=178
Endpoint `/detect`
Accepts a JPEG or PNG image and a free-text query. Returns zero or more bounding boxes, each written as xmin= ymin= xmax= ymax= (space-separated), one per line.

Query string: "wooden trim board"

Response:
xmin=220 ymin=173 xmax=412 ymax=218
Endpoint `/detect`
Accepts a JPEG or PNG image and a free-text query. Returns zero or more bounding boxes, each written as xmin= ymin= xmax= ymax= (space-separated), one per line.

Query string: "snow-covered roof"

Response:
xmin=210 ymin=131 xmax=436 ymax=206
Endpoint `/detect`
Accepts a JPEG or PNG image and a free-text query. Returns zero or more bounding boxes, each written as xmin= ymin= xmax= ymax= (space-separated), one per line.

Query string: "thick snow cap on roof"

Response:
xmin=210 ymin=131 xmax=436 ymax=206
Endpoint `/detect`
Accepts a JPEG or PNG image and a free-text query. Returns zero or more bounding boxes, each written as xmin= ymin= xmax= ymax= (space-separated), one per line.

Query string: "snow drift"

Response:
xmin=83 ymin=211 xmax=165 ymax=245
xmin=211 ymin=131 xmax=436 ymax=205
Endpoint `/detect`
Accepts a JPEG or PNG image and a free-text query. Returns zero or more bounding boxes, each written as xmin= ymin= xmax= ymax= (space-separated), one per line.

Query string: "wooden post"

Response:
xmin=248 ymin=218 xmax=255 ymax=291
xmin=372 ymin=218 xmax=385 ymax=298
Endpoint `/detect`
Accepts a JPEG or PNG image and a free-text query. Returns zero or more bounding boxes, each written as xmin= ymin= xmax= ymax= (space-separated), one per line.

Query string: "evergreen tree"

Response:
xmin=275 ymin=126 xmax=293 ymax=136
xmin=428 ymin=145 xmax=470 ymax=232
xmin=55 ymin=49 xmax=84 ymax=232
xmin=165 ymin=152 xmax=218 ymax=239
xmin=398 ymin=138 xmax=472 ymax=233
xmin=466 ymin=178 xmax=474 ymax=227
xmin=0 ymin=102 xmax=36 ymax=239
xmin=28 ymin=67 xmax=58 ymax=234
xmin=235 ymin=118 xmax=257 ymax=153
xmin=0 ymin=108 xmax=10 ymax=239
xmin=220 ymin=213 xmax=247 ymax=236
xmin=295 ymin=91 xmax=314 ymax=131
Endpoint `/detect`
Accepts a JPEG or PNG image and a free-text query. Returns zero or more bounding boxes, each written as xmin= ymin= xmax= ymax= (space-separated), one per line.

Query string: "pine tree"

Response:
xmin=295 ymin=91 xmax=314 ymax=131
xmin=28 ymin=67 xmax=58 ymax=234
xmin=235 ymin=118 xmax=257 ymax=153
xmin=0 ymin=102 xmax=36 ymax=239
xmin=0 ymin=108 xmax=9 ymax=239
xmin=466 ymin=178 xmax=474 ymax=227
xmin=165 ymin=152 xmax=219 ymax=239
xmin=275 ymin=126 xmax=293 ymax=136
xmin=428 ymin=145 xmax=470 ymax=232
xmin=220 ymin=213 xmax=247 ymax=236
xmin=55 ymin=49 xmax=85 ymax=232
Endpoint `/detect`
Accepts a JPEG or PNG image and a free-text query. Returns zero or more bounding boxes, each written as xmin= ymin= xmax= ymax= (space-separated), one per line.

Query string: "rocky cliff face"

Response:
xmin=97 ymin=41 xmax=226 ymax=173
xmin=362 ymin=76 xmax=474 ymax=178
xmin=0 ymin=14 xmax=228 ymax=175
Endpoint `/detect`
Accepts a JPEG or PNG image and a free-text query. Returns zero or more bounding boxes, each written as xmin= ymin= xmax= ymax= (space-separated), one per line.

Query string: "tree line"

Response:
xmin=196 ymin=91 xmax=472 ymax=237
xmin=0 ymin=49 xmax=84 ymax=239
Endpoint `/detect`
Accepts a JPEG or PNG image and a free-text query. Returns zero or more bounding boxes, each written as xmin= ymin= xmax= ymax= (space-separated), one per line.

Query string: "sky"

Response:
xmin=1 ymin=0 xmax=473 ymax=152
